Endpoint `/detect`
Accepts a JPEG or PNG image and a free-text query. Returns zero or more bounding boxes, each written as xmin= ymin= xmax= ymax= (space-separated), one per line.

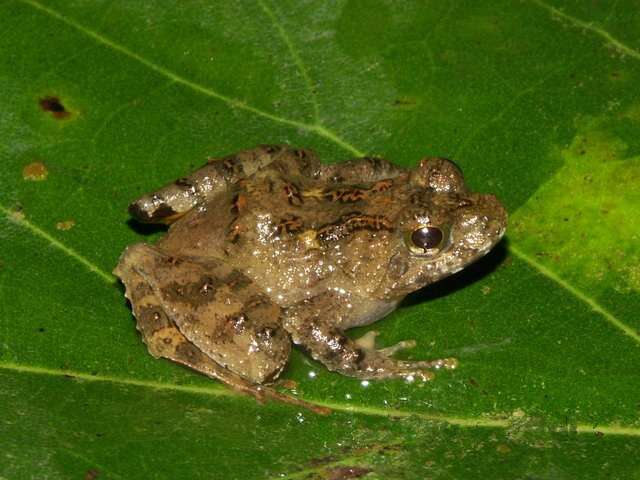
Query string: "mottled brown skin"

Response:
xmin=114 ymin=145 xmax=507 ymax=411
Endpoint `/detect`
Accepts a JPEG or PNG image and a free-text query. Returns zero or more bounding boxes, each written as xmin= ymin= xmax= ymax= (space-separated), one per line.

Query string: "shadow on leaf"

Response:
xmin=126 ymin=218 xmax=168 ymax=236
xmin=402 ymin=237 xmax=509 ymax=307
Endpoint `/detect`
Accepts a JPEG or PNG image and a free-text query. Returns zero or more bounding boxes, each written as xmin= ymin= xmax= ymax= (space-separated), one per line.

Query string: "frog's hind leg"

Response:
xmin=128 ymin=145 xmax=319 ymax=224
xmin=115 ymin=256 xmax=329 ymax=414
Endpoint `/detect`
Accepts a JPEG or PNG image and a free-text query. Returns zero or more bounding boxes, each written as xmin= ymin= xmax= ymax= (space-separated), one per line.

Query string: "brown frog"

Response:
xmin=114 ymin=145 xmax=506 ymax=413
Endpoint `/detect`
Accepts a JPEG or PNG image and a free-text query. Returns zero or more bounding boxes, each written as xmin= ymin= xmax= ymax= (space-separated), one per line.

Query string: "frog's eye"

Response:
xmin=406 ymin=225 xmax=448 ymax=255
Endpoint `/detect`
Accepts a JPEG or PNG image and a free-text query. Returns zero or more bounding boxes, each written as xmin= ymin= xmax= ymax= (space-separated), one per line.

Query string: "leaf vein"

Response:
xmin=18 ymin=0 xmax=364 ymax=157
xmin=91 ymin=79 xmax=177 ymax=144
xmin=2 ymin=361 xmax=639 ymax=436
xmin=454 ymin=61 xmax=567 ymax=159
xmin=510 ymin=245 xmax=640 ymax=344
xmin=256 ymin=0 xmax=321 ymax=121
xmin=0 ymin=204 xmax=115 ymax=284
xmin=530 ymin=0 xmax=640 ymax=61
xmin=12 ymin=0 xmax=637 ymax=389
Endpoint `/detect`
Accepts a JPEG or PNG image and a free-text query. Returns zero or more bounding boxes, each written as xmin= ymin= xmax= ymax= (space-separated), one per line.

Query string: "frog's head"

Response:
xmin=380 ymin=157 xmax=507 ymax=297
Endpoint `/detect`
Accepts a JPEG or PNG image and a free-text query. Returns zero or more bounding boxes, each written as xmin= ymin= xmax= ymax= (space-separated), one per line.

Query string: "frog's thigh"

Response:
xmin=117 ymin=269 xmax=256 ymax=390
xmin=116 ymin=255 xmax=329 ymax=413
xmin=121 ymin=244 xmax=291 ymax=384
xmin=128 ymin=145 xmax=316 ymax=224
xmin=283 ymin=294 xmax=455 ymax=381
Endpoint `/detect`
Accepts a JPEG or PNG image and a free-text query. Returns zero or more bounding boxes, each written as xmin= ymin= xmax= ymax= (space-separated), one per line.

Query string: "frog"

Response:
xmin=114 ymin=145 xmax=507 ymax=413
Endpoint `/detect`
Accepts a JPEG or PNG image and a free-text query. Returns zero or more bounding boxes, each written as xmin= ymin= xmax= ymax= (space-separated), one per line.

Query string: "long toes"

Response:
xmin=401 ymin=357 xmax=459 ymax=371
xmin=399 ymin=370 xmax=436 ymax=382
xmin=387 ymin=357 xmax=459 ymax=382
xmin=378 ymin=339 xmax=417 ymax=356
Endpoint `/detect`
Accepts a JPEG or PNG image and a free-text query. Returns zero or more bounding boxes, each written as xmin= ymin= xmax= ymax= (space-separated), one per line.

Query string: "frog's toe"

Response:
xmin=354 ymin=331 xmax=417 ymax=358
xmin=399 ymin=357 xmax=459 ymax=372
xmin=377 ymin=339 xmax=417 ymax=357
xmin=383 ymin=357 xmax=458 ymax=383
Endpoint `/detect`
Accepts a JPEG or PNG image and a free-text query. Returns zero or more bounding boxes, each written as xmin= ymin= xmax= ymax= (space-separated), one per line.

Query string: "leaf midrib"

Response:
xmin=3 ymin=361 xmax=639 ymax=436
xmin=6 ymin=0 xmax=639 ymax=428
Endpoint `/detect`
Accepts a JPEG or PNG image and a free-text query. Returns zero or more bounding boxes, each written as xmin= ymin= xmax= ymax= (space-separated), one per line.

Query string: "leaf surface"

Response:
xmin=1 ymin=1 xmax=639 ymax=478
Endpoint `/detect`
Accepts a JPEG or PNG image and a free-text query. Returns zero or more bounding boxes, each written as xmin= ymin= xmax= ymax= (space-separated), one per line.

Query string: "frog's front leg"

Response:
xmin=129 ymin=145 xmax=319 ymax=224
xmin=283 ymin=294 xmax=457 ymax=381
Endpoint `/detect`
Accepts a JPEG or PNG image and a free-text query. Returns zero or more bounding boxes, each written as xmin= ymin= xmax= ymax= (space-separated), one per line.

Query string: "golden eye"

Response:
xmin=406 ymin=225 xmax=447 ymax=255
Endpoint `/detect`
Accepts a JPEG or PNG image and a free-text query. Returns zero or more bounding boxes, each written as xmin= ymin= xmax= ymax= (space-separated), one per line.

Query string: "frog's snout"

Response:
xmin=486 ymin=194 xmax=508 ymax=241
xmin=454 ymin=193 xmax=507 ymax=256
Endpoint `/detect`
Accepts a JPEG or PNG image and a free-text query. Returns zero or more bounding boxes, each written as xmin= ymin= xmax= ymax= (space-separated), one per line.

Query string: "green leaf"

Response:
xmin=2 ymin=0 xmax=639 ymax=478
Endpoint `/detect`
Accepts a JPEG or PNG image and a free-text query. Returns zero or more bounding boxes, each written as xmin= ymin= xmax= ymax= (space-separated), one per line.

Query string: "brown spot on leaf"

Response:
xmin=84 ymin=469 xmax=100 ymax=480
xmin=392 ymin=97 xmax=418 ymax=109
xmin=496 ymin=444 xmax=511 ymax=454
xmin=23 ymin=161 xmax=49 ymax=181
xmin=39 ymin=96 xmax=70 ymax=119
xmin=56 ymin=219 xmax=76 ymax=231
xmin=9 ymin=207 xmax=25 ymax=222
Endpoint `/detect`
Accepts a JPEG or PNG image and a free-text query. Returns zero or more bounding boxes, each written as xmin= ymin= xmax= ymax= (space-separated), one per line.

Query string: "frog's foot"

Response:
xmin=115 ymin=252 xmax=330 ymax=415
xmin=354 ymin=331 xmax=417 ymax=357
xmin=354 ymin=353 xmax=458 ymax=382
